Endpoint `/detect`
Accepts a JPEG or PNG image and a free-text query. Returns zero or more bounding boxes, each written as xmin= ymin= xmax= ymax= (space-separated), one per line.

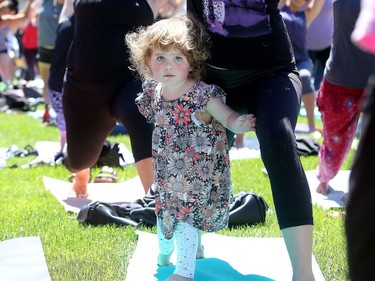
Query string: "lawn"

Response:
xmin=0 ymin=111 xmax=351 ymax=281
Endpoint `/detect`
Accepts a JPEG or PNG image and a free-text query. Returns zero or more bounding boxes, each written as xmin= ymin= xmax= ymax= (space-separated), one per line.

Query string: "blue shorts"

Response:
xmin=296 ymin=59 xmax=315 ymax=95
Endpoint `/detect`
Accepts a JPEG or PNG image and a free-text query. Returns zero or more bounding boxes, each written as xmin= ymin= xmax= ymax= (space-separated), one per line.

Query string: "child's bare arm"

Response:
xmin=227 ymin=112 xmax=256 ymax=133
xmin=206 ymin=96 xmax=256 ymax=134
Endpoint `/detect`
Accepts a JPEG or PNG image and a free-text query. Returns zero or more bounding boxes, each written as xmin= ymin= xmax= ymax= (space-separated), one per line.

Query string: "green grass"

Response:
xmin=0 ymin=112 xmax=350 ymax=280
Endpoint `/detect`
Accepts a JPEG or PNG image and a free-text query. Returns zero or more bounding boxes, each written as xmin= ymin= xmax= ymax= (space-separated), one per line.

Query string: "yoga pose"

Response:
xmin=188 ymin=0 xmax=315 ymax=280
xmin=62 ymin=0 xmax=174 ymax=197
xmin=126 ymin=13 xmax=256 ymax=281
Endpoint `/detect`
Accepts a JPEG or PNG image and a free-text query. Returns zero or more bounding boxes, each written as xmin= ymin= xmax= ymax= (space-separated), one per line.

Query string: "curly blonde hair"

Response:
xmin=125 ymin=13 xmax=210 ymax=81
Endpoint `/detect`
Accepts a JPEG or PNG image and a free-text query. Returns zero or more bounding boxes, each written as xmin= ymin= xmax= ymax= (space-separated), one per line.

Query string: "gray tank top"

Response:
xmin=325 ymin=0 xmax=375 ymax=89
xmin=38 ymin=0 xmax=62 ymax=47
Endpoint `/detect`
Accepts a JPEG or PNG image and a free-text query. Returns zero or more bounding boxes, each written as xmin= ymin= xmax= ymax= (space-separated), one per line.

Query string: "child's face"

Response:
xmin=149 ymin=47 xmax=192 ymax=86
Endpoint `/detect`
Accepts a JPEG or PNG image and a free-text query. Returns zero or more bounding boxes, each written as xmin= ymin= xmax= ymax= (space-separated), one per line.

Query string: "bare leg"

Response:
xmin=59 ymin=131 xmax=67 ymax=152
xmin=282 ymin=225 xmax=315 ymax=281
xmin=38 ymin=61 xmax=50 ymax=104
xmin=302 ymin=92 xmax=316 ymax=133
xmin=72 ymin=168 xmax=90 ymax=198
xmin=135 ymin=157 xmax=154 ymax=194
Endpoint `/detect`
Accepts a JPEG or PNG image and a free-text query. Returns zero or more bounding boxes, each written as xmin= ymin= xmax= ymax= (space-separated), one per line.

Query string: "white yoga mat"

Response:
xmin=43 ymin=176 xmax=145 ymax=213
xmin=229 ymin=136 xmax=261 ymax=160
xmin=16 ymin=141 xmax=134 ymax=168
xmin=126 ymin=231 xmax=325 ymax=281
xmin=261 ymin=169 xmax=349 ymax=209
xmin=0 ymin=237 xmax=51 ymax=281
xmin=305 ymin=170 xmax=350 ymax=209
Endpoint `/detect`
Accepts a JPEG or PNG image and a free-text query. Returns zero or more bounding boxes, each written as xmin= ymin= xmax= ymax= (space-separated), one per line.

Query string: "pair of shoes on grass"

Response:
xmin=7 ymin=144 xmax=38 ymax=158
xmin=92 ymin=166 xmax=118 ymax=183
xmin=70 ymin=166 xmax=118 ymax=198
xmin=69 ymin=166 xmax=118 ymax=184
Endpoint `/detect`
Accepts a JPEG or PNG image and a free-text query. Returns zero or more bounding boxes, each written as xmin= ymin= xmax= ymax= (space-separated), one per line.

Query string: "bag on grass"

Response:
xmin=77 ymin=194 xmax=157 ymax=227
xmin=296 ymin=137 xmax=320 ymax=156
xmin=77 ymin=201 xmax=140 ymax=227
xmin=77 ymin=191 xmax=268 ymax=228
xmin=95 ymin=141 xmax=124 ymax=167
xmin=228 ymin=191 xmax=269 ymax=227
xmin=0 ymin=88 xmax=31 ymax=111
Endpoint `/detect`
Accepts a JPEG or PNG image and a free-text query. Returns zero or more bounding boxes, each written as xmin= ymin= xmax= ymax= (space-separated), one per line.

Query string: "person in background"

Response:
xmin=22 ymin=11 xmax=39 ymax=81
xmin=0 ymin=0 xmax=32 ymax=86
xmin=306 ymin=0 xmax=333 ymax=91
xmin=126 ymin=13 xmax=256 ymax=281
xmin=279 ymin=0 xmax=325 ymax=134
xmin=47 ymin=0 xmax=72 ymax=165
xmin=0 ymin=0 xmax=32 ymax=29
xmin=37 ymin=0 xmax=63 ymax=123
xmin=315 ymin=0 xmax=375 ymax=195
xmin=188 ymin=0 xmax=315 ymax=280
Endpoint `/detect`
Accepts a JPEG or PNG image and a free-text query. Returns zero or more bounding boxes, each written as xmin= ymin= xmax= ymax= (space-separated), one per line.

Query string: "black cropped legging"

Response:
xmin=62 ymin=78 xmax=153 ymax=172
xmin=207 ymin=66 xmax=313 ymax=229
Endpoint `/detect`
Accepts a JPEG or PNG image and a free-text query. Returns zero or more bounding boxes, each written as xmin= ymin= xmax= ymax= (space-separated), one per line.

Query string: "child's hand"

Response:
xmin=237 ymin=114 xmax=256 ymax=132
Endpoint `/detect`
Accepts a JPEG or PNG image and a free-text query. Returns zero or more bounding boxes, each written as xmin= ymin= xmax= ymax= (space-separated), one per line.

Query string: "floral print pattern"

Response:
xmin=136 ymin=80 xmax=232 ymax=239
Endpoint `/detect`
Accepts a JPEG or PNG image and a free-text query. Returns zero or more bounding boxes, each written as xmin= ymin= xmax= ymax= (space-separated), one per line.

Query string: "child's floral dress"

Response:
xmin=136 ymin=79 xmax=232 ymax=239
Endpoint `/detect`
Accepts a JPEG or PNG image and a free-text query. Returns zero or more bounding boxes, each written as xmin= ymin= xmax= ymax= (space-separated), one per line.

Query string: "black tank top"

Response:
xmin=66 ymin=0 xmax=154 ymax=92
xmin=187 ymin=0 xmax=295 ymax=70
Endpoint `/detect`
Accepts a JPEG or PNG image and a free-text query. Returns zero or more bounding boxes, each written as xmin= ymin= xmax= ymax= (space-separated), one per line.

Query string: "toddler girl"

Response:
xmin=126 ymin=13 xmax=256 ymax=281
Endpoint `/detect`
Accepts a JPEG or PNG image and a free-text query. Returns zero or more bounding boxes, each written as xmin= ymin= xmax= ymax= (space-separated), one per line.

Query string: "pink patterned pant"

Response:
xmin=317 ymin=78 xmax=365 ymax=183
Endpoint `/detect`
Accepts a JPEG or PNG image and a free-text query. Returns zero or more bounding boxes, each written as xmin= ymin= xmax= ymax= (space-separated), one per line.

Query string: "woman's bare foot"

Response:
xmin=166 ymin=274 xmax=193 ymax=281
xmin=316 ymin=181 xmax=330 ymax=195
xmin=73 ymin=168 xmax=90 ymax=198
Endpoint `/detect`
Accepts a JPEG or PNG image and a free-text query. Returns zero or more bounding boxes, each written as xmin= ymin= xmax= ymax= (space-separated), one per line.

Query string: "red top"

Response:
xmin=22 ymin=21 xmax=38 ymax=49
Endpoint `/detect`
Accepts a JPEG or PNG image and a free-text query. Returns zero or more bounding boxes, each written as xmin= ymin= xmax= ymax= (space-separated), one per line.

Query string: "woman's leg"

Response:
xmin=112 ymin=79 xmax=154 ymax=194
xmin=63 ymin=83 xmax=115 ymax=197
xmin=135 ymin=157 xmax=154 ymax=194
xmin=228 ymin=70 xmax=314 ymax=281
xmin=298 ymin=60 xmax=316 ymax=133
xmin=302 ymin=92 xmax=316 ymax=132
xmin=38 ymin=61 xmax=51 ymax=104
xmin=282 ymin=225 xmax=314 ymax=281
xmin=63 ymin=82 xmax=115 ymax=172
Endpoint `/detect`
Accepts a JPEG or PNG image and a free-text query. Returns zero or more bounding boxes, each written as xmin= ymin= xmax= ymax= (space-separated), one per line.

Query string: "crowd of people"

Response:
xmin=1 ymin=0 xmax=375 ymax=280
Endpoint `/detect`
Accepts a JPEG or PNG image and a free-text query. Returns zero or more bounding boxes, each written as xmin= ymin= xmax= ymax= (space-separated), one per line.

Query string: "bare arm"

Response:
xmin=146 ymin=0 xmax=169 ymax=18
xmin=59 ymin=0 xmax=74 ymax=23
xmin=278 ymin=0 xmax=286 ymax=9
xmin=205 ymin=96 xmax=256 ymax=134
xmin=0 ymin=0 xmax=32 ymax=29
xmin=305 ymin=0 xmax=325 ymax=28
xmin=158 ymin=0 xmax=186 ymax=18
xmin=278 ymin=0 xmax=325 ymax=28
